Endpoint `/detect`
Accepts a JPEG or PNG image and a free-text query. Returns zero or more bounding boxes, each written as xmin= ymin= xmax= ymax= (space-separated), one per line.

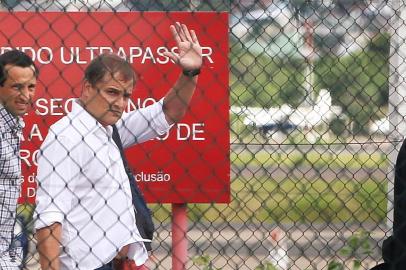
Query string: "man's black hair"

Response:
xmin=84 ymin=53 xmax=135 ymax=87
xmin=0 ymin=49 xmax=39 ymax=86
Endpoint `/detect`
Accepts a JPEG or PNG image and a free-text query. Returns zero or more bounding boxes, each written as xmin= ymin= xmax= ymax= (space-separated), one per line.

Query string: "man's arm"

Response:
xmin=162 ymin=22 xmax=203 ymax=124
xmin=35 ymin=134 xmax=78 ymax=270
xmin=117 ymin=22 xmax=202 ymax=146
xmin=36 ymin=222 xmax=62 ymax=270
xmin=163 ymin=74 xmax=198 ymax=124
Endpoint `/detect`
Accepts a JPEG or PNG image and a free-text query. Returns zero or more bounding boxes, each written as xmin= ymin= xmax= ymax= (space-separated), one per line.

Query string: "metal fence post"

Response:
xmin=172 ymin=203 xmax=188 ymax=270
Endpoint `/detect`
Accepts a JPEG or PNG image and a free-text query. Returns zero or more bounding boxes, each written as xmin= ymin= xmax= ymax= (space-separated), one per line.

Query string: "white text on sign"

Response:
xmin=0 ymin=46 xmax=214 ymax=65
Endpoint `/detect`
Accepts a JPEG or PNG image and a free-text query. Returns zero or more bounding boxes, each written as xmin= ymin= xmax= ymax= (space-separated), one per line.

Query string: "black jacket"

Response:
xmin=372 ymin=139 xmax=406 ymax=269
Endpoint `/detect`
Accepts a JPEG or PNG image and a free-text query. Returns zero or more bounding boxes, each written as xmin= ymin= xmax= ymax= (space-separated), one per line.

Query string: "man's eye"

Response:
xmin=107 ymin=90 xmax=118 ymax=95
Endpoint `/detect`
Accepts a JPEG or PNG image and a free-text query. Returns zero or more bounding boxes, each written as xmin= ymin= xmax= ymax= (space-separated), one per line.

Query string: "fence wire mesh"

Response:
xmin=0 ymin=0 xmax=401 ymax=269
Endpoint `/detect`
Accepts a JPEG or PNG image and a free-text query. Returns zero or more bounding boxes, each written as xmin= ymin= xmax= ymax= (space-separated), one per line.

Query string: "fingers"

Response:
xmin=162 ymin=51 xmax=179 ymax=64
xmin=170 ymin=25 xmax=181 ymax=45
xmin=181 ymin=23 xmax=193 ymax=42
xmin=190 ymin=30 xmax=199 ymax=45
xmin=172 ymin=22 xmax=199 ymax=44
xmin=175 ymin=22 xmax=187 ymax=42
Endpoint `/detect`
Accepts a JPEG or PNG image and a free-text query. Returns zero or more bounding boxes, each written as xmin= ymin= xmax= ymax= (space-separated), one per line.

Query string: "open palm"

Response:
xmin=165 ymin=22 xmax=203 ymax=71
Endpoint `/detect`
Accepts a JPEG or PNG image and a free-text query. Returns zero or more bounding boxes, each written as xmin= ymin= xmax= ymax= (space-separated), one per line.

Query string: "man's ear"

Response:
xmin=81 ymin=80 xmax=93 ymax=101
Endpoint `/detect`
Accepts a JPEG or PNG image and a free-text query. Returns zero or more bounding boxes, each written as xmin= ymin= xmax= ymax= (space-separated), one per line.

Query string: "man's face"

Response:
xmin=0 ymin=65 xmax=37 ymax=117
xmin=82 ymin=72 xmax=133 ymax=127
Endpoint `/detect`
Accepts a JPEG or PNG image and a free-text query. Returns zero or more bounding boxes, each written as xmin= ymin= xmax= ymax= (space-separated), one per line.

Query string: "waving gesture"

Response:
xmin=165 ymin=22 xmax=203 ymax=72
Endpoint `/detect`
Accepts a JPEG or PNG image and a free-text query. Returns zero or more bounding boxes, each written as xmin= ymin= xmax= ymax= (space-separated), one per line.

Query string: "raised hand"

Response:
xmin=165 ymin=22 xmax=203 ymax=72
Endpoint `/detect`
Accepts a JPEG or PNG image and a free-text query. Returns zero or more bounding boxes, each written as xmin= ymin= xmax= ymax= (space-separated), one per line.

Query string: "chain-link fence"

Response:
xmin=0 ymin=0 xmax=402 ymax=269
xmin=230 ymin=0 xmax=397 ymax=269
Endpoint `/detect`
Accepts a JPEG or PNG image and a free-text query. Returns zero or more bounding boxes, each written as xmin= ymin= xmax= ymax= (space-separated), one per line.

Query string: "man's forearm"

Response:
xmin=163 ymin=74 xmax=198 ymax=124
xmin=36 ymin=222 xmax=62 ymax=270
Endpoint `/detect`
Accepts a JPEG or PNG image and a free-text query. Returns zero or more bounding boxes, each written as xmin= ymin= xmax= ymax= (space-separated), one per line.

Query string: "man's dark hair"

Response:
xmin=84 ymin=53 xmax=135 ymax=87
xmin=0 ymin=49 xmax=39 ymax=86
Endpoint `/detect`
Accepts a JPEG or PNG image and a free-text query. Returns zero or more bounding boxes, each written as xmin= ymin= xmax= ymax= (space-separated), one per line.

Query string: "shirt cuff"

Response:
xmin=128 ymin=242 xmax=149 ymax=266
xmin=34 ymin=211 xmax=64 ymax=230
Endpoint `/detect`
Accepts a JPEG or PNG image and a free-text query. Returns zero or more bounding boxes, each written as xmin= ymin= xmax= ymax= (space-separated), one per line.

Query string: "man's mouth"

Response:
xmin=109 ymin=110 xmax=122 ymax=117
xmin=15 ymin=100 xmax=28 ymax=109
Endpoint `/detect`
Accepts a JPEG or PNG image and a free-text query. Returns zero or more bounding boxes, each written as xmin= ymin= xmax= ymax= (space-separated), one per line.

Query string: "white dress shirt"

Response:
xmin=34 ymin=99 xmax=171 ymax=270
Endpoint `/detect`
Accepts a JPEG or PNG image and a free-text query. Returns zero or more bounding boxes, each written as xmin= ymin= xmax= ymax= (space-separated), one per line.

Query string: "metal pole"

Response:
xmin=172 ymin=203 xmax=188 ymax=270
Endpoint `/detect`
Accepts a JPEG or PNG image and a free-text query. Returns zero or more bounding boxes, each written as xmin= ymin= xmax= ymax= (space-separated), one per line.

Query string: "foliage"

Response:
xmin=186 ymin=177 xmax=387 ymax=224
xmin=314 ymin=33 xmax=389 ymax=134
xmin=328 ymin=261 xmax=344 ymax=270
xmin=328 ymin=229 xmax=373 ymax=270
xmin=339 ymin=229 xmax=373 ymax=257
xmin=127 ymin=0 xmax=228 ymax=11
xmin=329 ymin=117 xmax=347 ymax=137
xmin=254 ymin=261 xmax=279 ymax=270
xmin=281 ymin=0 xmax=322 ymax=20
xmin=231 ymin=32 xmax=389 ymax=134
xmin=192 ymin=254 xmax=278 ymax=270
xmin=192 ymin=254 xmax=221 ymax=270
xmin=230 ymin=43 xmax=306 ymax=108
xmin=16 ymin=204 xmax=35 ymax=232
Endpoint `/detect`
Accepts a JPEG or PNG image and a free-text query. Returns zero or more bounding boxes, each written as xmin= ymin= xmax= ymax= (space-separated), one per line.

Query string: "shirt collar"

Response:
xmin=70 ymin=99 xmax=113 ymax=137
xmin=0 ymin=103 xmax=24 ymax=132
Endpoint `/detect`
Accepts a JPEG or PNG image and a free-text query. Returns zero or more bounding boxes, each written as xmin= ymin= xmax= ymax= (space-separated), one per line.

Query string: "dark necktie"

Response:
xmin=112 ymin=125 xmax=154 ymax=251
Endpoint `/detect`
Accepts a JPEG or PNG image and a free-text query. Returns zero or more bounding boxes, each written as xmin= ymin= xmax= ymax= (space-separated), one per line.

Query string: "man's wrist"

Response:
xmin=182 ymin=68 xmax=201 ymax=77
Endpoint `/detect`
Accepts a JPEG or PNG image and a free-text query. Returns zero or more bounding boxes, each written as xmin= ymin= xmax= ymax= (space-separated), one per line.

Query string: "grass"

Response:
xmin=147 ymin=177 xmax=388 ymax=224
xmin=19 ymin=177 xmax=388 ymax=225
xmin=231 ymin=150 xmax=388 ymax=170
xmin=18 ymin=149 xmax=389 ymax=225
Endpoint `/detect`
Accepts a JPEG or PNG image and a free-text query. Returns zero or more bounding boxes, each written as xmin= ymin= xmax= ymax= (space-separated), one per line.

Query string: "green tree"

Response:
xmin=314 ymin=33 xmax=389 ymax=134
xmin=230 ymin=42 xmax=306 ymax=108
xmin=127 ymin=0 xmax=228 ymax=11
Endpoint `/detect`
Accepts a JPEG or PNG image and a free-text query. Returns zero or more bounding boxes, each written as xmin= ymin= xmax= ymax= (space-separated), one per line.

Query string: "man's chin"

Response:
xmin=109 ymin=112 xmax=122 ymax=122
xmin=8 ymin=107 xmax=28 ymax=117
xmin=100 ymin=117 xmax=120 ymax=127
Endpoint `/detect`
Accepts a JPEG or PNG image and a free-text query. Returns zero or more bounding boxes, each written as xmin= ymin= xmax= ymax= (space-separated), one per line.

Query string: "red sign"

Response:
xmin=0 ymin=12 xmax=229 ymax=203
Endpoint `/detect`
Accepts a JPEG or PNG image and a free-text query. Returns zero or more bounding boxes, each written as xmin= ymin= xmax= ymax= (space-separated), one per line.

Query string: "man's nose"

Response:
xmin=113 ymin=95 xmax=126 ymax=110
xmin=19 ymin=86 xmax=30 ymax=100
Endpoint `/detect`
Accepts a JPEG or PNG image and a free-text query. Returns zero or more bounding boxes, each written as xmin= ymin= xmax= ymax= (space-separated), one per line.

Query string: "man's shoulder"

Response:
xmin=49 ymin=115 xmax=71 ymax=132
xmin=46 ymin=114 xmax=83 ymax=143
